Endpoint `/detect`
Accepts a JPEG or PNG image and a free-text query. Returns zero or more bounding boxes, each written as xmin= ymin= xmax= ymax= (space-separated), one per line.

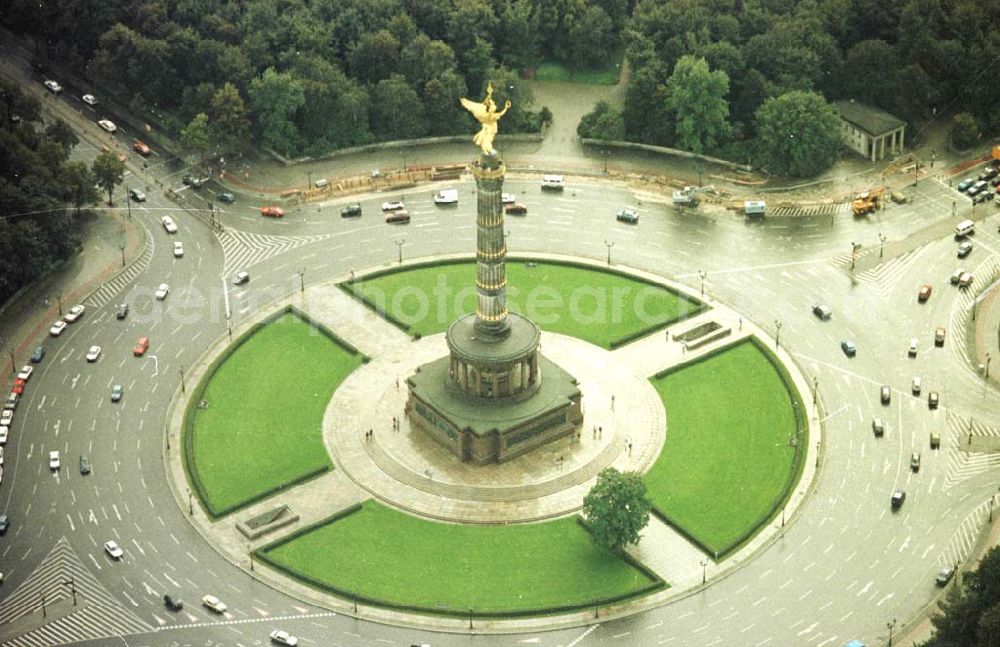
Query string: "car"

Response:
xmin=908 ymin=338 xmax=918 ymax=357
xmin=979 ymin=167 xmax=998 ymax=181
xmin=385 ymin=209 xmax=410 ymax=224
xmin=973 ymin=189 xmax=992 ymax=204
xmin=49 ymin=320 xmax=67 ymax=336
xmin=841 ymin=340 xmax=856 ymax=357
xmin=17 ymin=365 xmax=33 ymax=382
xmin=12 ymin=379 xmax=25 ymax=395
xmin=43 ymin=79 xmax=62 ymax=93
xmin=260 ymin=206 xmax=285 ymax=218
xmin=161 ymin=216 xmax=178 ymax=234
xmin=880 ymin=384 xmax=891 ymax=404
xmin=967 ymin=180 xmax=987 ymax=196
xmin=505 ymin=203 xmax=528 ymax=215
xmin=164 ymin=593 xmax=184 ymax=611
xmin=201 ymin=594 xmax=227 ymax=613
xmin=155 ymin=283 xmax=170 ymax=300
xmin=183 ymin=175 xmax=205 ymax=188
xmin=381 ymin=200 xmax=405 ymax=211
xmin=918 ymin=284 xmax=932 ymax=302
xmin=950 ymin=268 xmax=965 ymax=284
xmin=132 ymin=140 xmax=151 ymax=156
xmin=958 ymin=241 xmax=973 ymax=258
xmin=910 ymin=451 xmax=921 ymax=471
xmin=0 ymin=426 xmax=7 ymax=444
xmin=872 ymin=417 xmax=885 ymax=437
xmin=64 ymin=304 xmax=85 ymax=323
xmin=891 ymin=489 xmax=906 ymax=509
xmin=30 ymin=346 xmax=45 ymax=363
xmin=218 ymin=192 xmax=236 ymax=203
xmin=930 ymin=432 xmax=941 ymax=449
xmin=101 ymin=144 xmax=127 ymax=162
xmin=129 ymin=188 xmax=146 ymax=202
xmin=936 ymin=566 xmax=955 ymax=586
xmin=501 ymin=193 xmax=516 ymax=204
xmin=133 ymin=337 xmax=149 ymax=356
xmin=912 ymin=376 xmax=922 ymax=395
xmin=269 ymin=630 xmax=299 ymax=646
xmin=49 ymin=450 xmax=60 ymax=470
xmin=3 ymin=392 xmax=17 ymax=411
xmin=104 ymin=540 xmax=124 ymax=559
xmin=542 ymin=174 xmax=566 ymax=190
xmin=433 ymin=189 xmax=458 ymax=204
xmin=173 ymin=241 xmax=184 ymax=258
xmin=616 ymin=208 xmax=639 ymax=224
xmin=958 ymin=272 xmax=973 ymax=288
xmin=0 ymin=514 xmax=8 ymax=534
xmin=812 ymin=304 xmax=832 ymax=320
xmin=97 ymin=119 xmax=117 ymax=134
xmin=935 ymin=327 xmax=946 ymax=346
xmin=85 ymin=346 xmax=102 ymax=362
xmin=0 ymin=410 xmax=11 ymax=427
xmin=79 ymin=455 xmax=91 ymax=474
xmin=341 ymin=203 xmax=362 ymax=218
xmin=116 ymin=302 xmax=129 ymax=319
xmin=956 ymin=178 xmax=975 ymax=191
xmin=111 ymin=384 xmax=124 ymax=402
xmin=81 ymin=94 xmax=97 ymax=106
xmin=928 ymin=391 xmax=939 ymax=409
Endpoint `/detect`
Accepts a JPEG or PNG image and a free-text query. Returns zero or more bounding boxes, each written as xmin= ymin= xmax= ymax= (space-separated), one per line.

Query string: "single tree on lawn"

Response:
xmin=92 ymin=149 xmax=125 ymax=206
xmin=583 ymin=467 xmax=651 ymax=552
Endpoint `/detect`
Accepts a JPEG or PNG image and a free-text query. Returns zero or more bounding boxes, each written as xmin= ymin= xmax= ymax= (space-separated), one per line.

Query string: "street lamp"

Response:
xmin=700 ymin=559 xmax=707 ymax=584
xmin=879 ymin=233 xmax=887 ymax=258
xmin=887 ymin=618 xmax=897 ymax=646
xmin=188 ymin=490 xmax=193 ymax=515
xmin=850 ymin=242 xmax=862 ymax=270
xmin=61 ymin=578 xmax=78 ymax=606
xmin=57 ymin=293 xmax=63 ymax=316
xmin=774 ymin=320 xmax=782 ymax=349
xmin=812 ymin=376 xmax=818 ymax=404
xmin=987 ymin=353 xmax=992 ymax=379
xmin=179 ymin=364 xmax=185 ymax=394
xmin=249 ymin=545 xmax=254 ymax=571
xmin=603 ymin=149 xmax=609 ymax=174
xmin=307 ymin=170 xmax=312 ymax=190
xmin=604 ymin=240 xmax=614 ymax=266
xmin=395 ymin=239 xmax=406 ymax=264
xmin=119 ymin=243 xmax=125 ymax=267
xmin=298 ymin=268 xmax=305 ymax=294
xmin=698 ymin=270 xmax=707 ymax=298
xmin=401 ymin=150 xmax=407 ymax=172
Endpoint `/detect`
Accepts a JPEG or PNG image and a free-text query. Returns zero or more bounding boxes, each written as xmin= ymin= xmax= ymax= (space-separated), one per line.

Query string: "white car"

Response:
xmin=49 ymin=450 xmax=60 ymax=470
xmin=0 ymin=426 xmax=8 ymax=444
xmin=0 ymin=410 xmax=12 ymax=427
xmin=97 ymin=119 xmax=117 ymax=133
xmin=173 ymin=241 xmax=184 ymax=258
xmin=234 ymin=271 xmax=250 ymax=285
xmin=155 ymin=283 xmax=170 ymax=300
xmin=64 ymin=304 xmax=86 ymax=323
xmin=43 ymin=80 xmax=62 ymax=93
xmin=161 ymin=216 xmax=178 ymax=234
xmin=81 ymin=94 xmax=97 ymax=106
xmin=104 ymin=540 xmax=124 ymax=559
xmin=202 ymin=595 xmax=227 ymax=613
xmin=49 ymin=320 xmax=68 ymax=336
xmin=908 ymin=338 xmax=918 ymax=357
xmin=912 ymin=376 xmax=922 ymax=395
xmin=85 ymin=345 xmax=102 ymax=362
xmin=433 ymin=189 xmax=458 ymax=204
xmin=0 ymin=446 xmax=4 ymax=465
xmin=381 ymin=200 xmax=405 ymax=211
xmin=501 ymin=193 xmax=516 ymax=204
xmin=269 ymin=630 xmax=299 ymax=646
xmin=17 ymin=365 xmax=33 ymax=381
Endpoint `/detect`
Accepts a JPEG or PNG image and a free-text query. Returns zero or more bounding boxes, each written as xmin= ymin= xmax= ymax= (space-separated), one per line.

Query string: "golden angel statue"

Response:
xmin=460 ymin=82 xmax=512 ymax=156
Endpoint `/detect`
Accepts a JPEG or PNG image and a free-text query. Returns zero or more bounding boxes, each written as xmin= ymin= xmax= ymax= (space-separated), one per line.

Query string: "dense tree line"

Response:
xmin=3 ymin=0 xmax=636 ymax=158
xmin=579 ymin=0 xmax=1000 ymax=176
xmin=922 ymin=545 xmax=1000 ymax=647
xmin=0 ymin=81 xmax=101 ymax=304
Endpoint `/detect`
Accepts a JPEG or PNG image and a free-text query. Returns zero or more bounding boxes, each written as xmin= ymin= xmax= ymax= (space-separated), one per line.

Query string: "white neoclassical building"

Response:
xmin=834 ymin=100 xmax=906 ymax=162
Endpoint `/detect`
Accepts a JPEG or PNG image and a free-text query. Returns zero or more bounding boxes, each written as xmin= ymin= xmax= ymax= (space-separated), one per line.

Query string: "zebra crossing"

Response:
xmin=849 ymin=249 xmax=922 ymax=294
xmin=217 ymin=228 xmax=334 ymax=277
xmin=767 ymin=202 xmax=849 ymax=218
xmin=84 ymin=234 xmax=154 ymax=309
xmin=0 ymin=537 xmax=151 ymax=646
xmin=946 ymin=254 xmax=1000 ymax=355
xmin=938 ymin=498 xmax=994 ymax=568
xmin=942 ymin=412 xmax=1000 ymax=491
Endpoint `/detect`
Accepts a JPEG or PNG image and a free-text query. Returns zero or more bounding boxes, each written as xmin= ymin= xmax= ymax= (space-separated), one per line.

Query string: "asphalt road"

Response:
xmin=1 ymin=75 xmax=1000 ymax=647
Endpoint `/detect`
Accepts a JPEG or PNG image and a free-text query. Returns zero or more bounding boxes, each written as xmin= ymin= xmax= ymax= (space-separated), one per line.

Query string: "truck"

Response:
xmin=672 ymin=185 xmax=714 ymax=207
xmin=433 ymin=188 xmax=458 ymax=205
xmin=851 ymin=187 xmax=884 ymax=216
xmin=744 ymin=200 xmax=766 ymax=217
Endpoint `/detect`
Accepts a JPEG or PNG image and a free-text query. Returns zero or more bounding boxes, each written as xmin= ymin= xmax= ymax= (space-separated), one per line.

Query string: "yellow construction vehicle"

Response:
xmin=852 ymin=186 xmax=885 ymax=216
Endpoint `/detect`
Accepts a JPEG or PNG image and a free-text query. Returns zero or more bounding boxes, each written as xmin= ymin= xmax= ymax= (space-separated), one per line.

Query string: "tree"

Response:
xmin=754 ymin=91 xmax=841 ymax=177
xmin=422 ymin=70 xmax=468 ymax=136
xmin=92 ymin=149 xmax=125 ymax=205
xmin=44 ymin=118 xmax=78 ymax=152
xmin=577 ymin=100 xmax=624 ymax=140
xmin=60 ymin=161 xmax=99 ymax=214
xmin=349 ymin=29 xmax=401 ymax=84
xmin=925 ymin=546 xmax=1000 ymax=647
xmin=582 ymin=468 xmax=651 ymax=553
xmin=369 ymin=75 xmax=427 ymax=140
xmin=564 ymin=5 xmax=615 ymax=69
xmin=951 ymin=113 xmax=979 ymax=150
xmin=248 ymin=67 xmax=306 ymax=156
xmin=209 ymin=83 xmax=250 ymax=155
xmin=666 ymin=55 xmax=731 ymax=154
xmin=180 ymin=113 xmax=213 ymax=164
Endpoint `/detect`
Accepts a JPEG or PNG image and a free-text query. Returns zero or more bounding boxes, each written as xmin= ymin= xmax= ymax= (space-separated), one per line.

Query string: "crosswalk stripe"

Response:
xmin=216 ymin=229 xmax=335 ymax=277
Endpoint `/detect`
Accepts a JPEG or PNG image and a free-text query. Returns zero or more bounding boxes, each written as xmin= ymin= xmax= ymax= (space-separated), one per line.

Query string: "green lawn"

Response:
xmin=260 ymin=502 xmax=662 ymax=614
xmin=534 ymin=60 xmax=623 ymax=85
xmin=188 ymin=313 xmax=365 ymax=515
xmin=347 ymin=261 xmax=702 ymax=348
xmin=646 ymin=341 xmax=801 ymax=558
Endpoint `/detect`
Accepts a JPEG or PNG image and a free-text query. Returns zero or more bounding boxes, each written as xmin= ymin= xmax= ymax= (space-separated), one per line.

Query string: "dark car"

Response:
xmin=936 ymin=566 xmax=955 ymax=586
xmin=79 ymin=455 xmax=91 ymax=475
xmin=973 ymin=190 xmax=992 ymax=204
xmin=0 ymin=514 xmax=8 ymax=534
xmin=910 ymin=451 xmax=921 ymax=472
xmin=979 ymin=167 xmax=998 ymax=181
xmin=182 ymin=175 xmax=204 ymax=188
xmin=164 ymin=593 xmax=184 ymax=610
xmin=841 ymin=340 xmax=857 ymax=357
xmin=880 ymin=385 xmax=891 ymax=404
xmin=812 ymin=304 xmax=832 ymax=320
xmin=111 ymin=384 xmax=123 ymax=402
xmin=928 ymin=391 xmax=939 ymax=409
xmin=891 ymin=489 xmax=906 ymax=509
xmin=918 ymin=284 xmax=933 ymax=302
xmin=116 ymin=302 xmax=129 ymax=320
xmin=505 ymin=203 xmax=528 ymax=215
xmin=30 ymin=346 xmax=45 ymax=363
xmin=341 ymin=203 xmax=362 ymax=218
xmin=218 ymin=192 xmax=236 ymax=203
xmin=872 ymin=418 xmax=885 ymax=437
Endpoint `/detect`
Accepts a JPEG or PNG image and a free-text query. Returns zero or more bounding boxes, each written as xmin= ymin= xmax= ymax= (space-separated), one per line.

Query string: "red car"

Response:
xmin=261 ymin=206 xmax=285 ymax=218
xmin=385 ymin=209 xmax=410 ymax=224
xmin=505 ymin=203 xmax=528 ymax=215
xmin=918 ymin=284 xmax=932 ymax=302
xmin=132 ymin=140 xmax=152 ymax=156
xmin=12 ymin=379 xmax=26 ymax=395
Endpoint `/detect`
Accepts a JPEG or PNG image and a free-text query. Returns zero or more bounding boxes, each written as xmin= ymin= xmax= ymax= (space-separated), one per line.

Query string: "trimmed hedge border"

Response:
xmin=254 ymin=503 xmax=665 ymax=618
xmin=182 ymin=306 xmax=369 ymax=520
xmin=649 ymin=336 xmax=806 ymax=561
xmin=339 ymin=256 xmax=706 ymax=347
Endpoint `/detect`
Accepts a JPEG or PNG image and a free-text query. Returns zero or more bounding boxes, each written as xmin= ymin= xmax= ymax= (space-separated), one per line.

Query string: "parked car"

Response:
xmin=928 ymin=391 xmax=939 ymax=409
xmin=79 ymin=455 xmax=91 ymax=475
xmin=173 ymin=241 xmax=184 ymax=258
xmin=161 ymin=216 xmax=178 ymax=234
xmin=616 ymin=207 xmax=639 ymax=224
xmin=104 ymin=540 xmax=124 ymax=559
xmin=260 ymin=206 xmax=285 ymax=218
xmin=910 ymin=451 xmax=921 ymax=471
xmin=116 ymin=302 xmax=129 ymax=319
xmin=891 ymin=489 xmax=906 ymax=509
xmin=341 ymin=203 xmax=362 ymax=218
xmin=132 ymin=140 xmax=151 ymax=156
xmin=973 ymin=189 xmax=992 ymax=204
xmin=958 ymin=241 xmax=973 ymax=258
xmin=967 ymin=180 xmax=987 ymax=196
xmin=0 ymin=426 xmax=7 ymax=444
xmin=81 ymin=94 xmax=97 ymax=106
xmin=979 ymin=166 xmax=998 ymax=181
xmin=43 ymin=80 xmax=62 ymax=93
xmin=202 ymin=594 xmax=227 ymax=613
xmin=49 ymin=320 xmax=67 ymax=336
xmin=97 ymin=119 xmax=117 ymax=134
xmin=64 ymin=304 xmax=85 ymax=323
xmin=881 ymin=384 xmax=891 ymax=404
xmin=233 ymin=271 xmax=250 ymax=285
xmin=958 ymin=272 xmax=973 ymax=288
xmin=918 ymin=284 xmax=932 ymax=302
xmin=17 ymin=366 xmax=33 ymax=382
xmin=164 ymin=593 xmax=184 ymax=611
xmin=85 ymin=345 xmax=102 ymax=362
xmin=218 ymin=192 xmax=236 ymax=203
xmin=812 ymin=304 xmax=832 ymax=320
xmin=381 ymin=200 xmax=405 ymax=211
xmin=872 ymin=418 xmax=885 ymax=437
xmin=155 ymin=283 xmax=170 ymax=300
xmin=270 ymin=630 xmax=299 ymax=646
xmin=183 ymin=175 xmax=205 ymax=188
xmin=841 ymin=340 xmax=857 ymax=357
xmin=956 ymin=178 xmax=975 ymax=192
xmin=111 ymin=384 xmax=124 ymax=402
xmin=935 ymin=327 xmax=946 ymax=346
xmin=30 ymin=346 xmax=45 ymax=363
xmin=505 ymin=203 xmax=528 ymax=215
xmin=936 ymin=566 xmax=955 ymax=586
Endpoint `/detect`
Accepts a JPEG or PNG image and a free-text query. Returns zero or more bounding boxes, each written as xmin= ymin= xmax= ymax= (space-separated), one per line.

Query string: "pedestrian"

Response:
xmin=628 ymin=441 xmax=633 ymax=456
xmin=592 ymin=425 xmax=597 ymax=438
xmin=598 ymin=426 xmax=603 ymax=438
xmin=739 ymin=317 xmax=743 ymax=331
xmin=611 ymin=394 xmax=615 ymax=411
xmin=395 ymin=375 xmax=399 ymax=390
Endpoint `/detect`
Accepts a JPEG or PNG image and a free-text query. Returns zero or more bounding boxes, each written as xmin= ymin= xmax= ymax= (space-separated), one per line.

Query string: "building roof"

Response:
xmin=834 ymin=100 xmax=905 ymax=136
